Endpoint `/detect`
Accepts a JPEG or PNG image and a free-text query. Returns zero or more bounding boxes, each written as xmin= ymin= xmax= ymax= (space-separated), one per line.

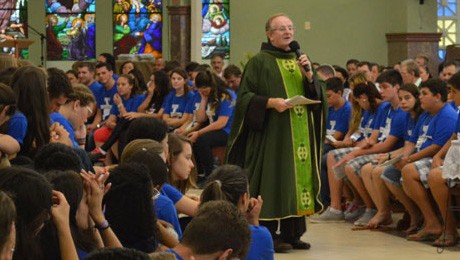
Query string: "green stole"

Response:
xmin=276 ymin=58 xmax=315 ymax=215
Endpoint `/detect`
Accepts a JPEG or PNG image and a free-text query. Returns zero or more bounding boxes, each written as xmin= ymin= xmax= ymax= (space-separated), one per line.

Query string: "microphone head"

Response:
xmin=289 ymin=40 xmax=300 ymax=51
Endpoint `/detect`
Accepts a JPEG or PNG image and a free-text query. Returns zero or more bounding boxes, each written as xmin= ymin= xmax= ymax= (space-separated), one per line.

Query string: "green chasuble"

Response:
xmin=226 ymin=43 xmax=327 ymax=220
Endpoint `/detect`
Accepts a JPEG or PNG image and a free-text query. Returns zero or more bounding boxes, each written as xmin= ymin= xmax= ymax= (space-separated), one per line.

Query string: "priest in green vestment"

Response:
xmin=226 ymin=13 xmax=327 ymax=252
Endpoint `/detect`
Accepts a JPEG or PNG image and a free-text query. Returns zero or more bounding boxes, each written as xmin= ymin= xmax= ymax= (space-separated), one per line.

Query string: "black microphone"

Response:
xmin=289 ymin=40 xmax=310 ymax=72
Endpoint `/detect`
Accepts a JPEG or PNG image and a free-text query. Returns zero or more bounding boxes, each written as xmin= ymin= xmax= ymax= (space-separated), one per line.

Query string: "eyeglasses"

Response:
xmin=86 ymin=106 xmax=93 ymax=115
xmin=271 ymin=26 xmax=295 ymax=32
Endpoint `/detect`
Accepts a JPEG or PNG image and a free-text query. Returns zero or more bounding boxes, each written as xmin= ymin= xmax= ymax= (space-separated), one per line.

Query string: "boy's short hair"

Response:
xmin=223 ymin=64 xmax=242 ymax=79
xmin=47 ymin=67 xmax=73 ymax=99
xmin=325 ymin=77 xmax=344 ymax=94
xmin=376 ymin=69 xmax=403 ymax=86
xmin=181 ymin=200 xmax=251 ymax=259
xmin=95 ymin=62 xmax=113 ymax=72
xmin=420 ymin=78 xmax=448 ymax=102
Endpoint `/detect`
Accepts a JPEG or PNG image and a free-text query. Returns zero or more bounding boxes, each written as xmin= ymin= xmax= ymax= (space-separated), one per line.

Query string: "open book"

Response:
xmin=326 ymin=134 xmax=338 ymax=143
xmin=285 ymin=95 xmax=321 ymax=106
xmin=379 ymin=154 xmax=403 ymax=167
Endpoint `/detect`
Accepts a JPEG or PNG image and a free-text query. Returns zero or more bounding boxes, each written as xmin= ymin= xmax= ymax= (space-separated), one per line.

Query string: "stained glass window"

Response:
xmin=45 ymin=0 xmax=96 ymax=61
xmin=201 ymin=0 xmax=230 ymax=60
xmin=437 ymin=0 xmax=459 ymax=60
xmin=112 ymin=0 xmax=162 ymax=59
xmin=0 ymin=0 xmax=28 ymax=57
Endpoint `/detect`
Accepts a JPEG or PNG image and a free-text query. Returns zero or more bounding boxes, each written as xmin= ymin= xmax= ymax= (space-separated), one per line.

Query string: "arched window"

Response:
xmin=437 ymin=0 xmax=459 ymax=60
xmin=201 ymin=0 xmax=230 ymax=60
xmin=45 ymin=0 xmax=96 ymax=61
xmin=112 ymin=0 xmax=162 ymax=60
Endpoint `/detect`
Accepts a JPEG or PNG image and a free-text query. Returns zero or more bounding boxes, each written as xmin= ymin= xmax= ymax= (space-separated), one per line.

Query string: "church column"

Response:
xmin=167 ymin=5 xmax=191 ymax=66
xmin=386 ymin=33 xmax=442 ymax=75
xmin=385 ymin=0 xmax=439 ymax=73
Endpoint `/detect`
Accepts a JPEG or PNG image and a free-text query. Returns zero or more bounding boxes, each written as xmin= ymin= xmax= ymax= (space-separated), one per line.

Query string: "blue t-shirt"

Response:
xmin=95 ymin=84 xmax=118 ymax=121
xmin=327 ymin=100 xmax=351 ymax=136
xmin=403 ymin=112 xmax=416 ymax=141
xmin=154 ymin=194 xmax=182 ymax=238
xmin=110 ymin=94 xmax=146 ymax=116
xmin=351 ymin=109 xmax=375 ymax=142
xmin=373 ymin=103 xmax=406 ymax=148
xmin=184 ymin=91 xmax=201 ymax=115
xmin=410 ymin=104 xmax=457 ymax=151
xmin=50 ymin=112 xmax=79 ymax=148
xmin=88 ymin=81 xmax=103 ymax=98
xmin=160 ymin=183 xmax=183 ymax=204
xmin=7 ymin=111 xmax=27 ymax=145
xmin=246 ymin=225 xmax=274 ymax=260
xmin=455 ymin=112 xmax=460 ymax=134
xmin=204 ymin=89 xmax=237 ymax=134
xmin=449 ymin=100 xmax=459 ymax=112
xmin=162 ymin=90 xmax=195 ymax=119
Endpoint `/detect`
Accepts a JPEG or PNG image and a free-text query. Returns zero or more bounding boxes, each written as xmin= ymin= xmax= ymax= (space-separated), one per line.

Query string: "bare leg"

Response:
xmin=327 ymin=152 xmax=344 ymax=211
xmin=428 ymin=169 xmax=458 ymax=242
xmin=384 ymin=179 xmax=421 ymax=232
xmin=368 ymin=166 xmax=393 ymax=227
xmin=402 ymin=164 xmax=442 ymax=236
xmin=342 ymin=181 xmax=354 ymax=202
xmin=361 ymin=163 xmax=378 ymax=205
xmin=345 ymin=164 xmax=375 ymax=209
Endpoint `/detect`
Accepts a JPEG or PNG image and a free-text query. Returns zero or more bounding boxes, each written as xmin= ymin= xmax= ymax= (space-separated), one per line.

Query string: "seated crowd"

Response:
xmin=0 ymin=51 xmax=459 ymax=260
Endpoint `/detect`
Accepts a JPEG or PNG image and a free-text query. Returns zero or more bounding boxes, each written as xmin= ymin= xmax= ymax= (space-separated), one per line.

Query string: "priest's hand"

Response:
xmin=267 ymin=98 xmax=293 ymax=112
xmin=297 ymin=54 xmax=313 ymax=82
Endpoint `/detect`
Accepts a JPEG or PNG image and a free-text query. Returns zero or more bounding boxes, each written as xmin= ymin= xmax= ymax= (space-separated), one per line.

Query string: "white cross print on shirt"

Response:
xmin=206 ymin=104 xmax=216 ymax=123
xmin=416 ymin=125 xmax=429 ymax=150
xmin=379 ymin=118 xmax=392 ymax=142
xmin=100 ymin=97 xmax=112 ymax=120
xmin=327 ymin=120 xmax=336 ymax=136
xmin=171 ymin=104 xmax=181 ymax=118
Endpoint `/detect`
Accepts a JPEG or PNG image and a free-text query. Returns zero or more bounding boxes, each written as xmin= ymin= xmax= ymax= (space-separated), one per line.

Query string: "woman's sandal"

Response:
xmin=432 ymin=234 xmax=459 ymax=247
xmin=406 ymin=230 xmax=440 ymax=241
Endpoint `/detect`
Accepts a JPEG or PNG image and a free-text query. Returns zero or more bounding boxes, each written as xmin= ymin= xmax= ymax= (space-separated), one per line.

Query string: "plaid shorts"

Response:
xmin=347 ymin=154 xmax=378 ymax=176
xmin=412 ymin=158 xmax=433 ymax=188
xmin=330 ymin=148 xmax=357 ymax=180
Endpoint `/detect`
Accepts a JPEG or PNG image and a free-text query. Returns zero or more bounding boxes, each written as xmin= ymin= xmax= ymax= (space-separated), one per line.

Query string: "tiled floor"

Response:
xmin=274 ymin=215 xmax=459 ymax=260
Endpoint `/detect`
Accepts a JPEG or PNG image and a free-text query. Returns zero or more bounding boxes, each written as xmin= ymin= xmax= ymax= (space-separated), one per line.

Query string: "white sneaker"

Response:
xmin=344 ymin=203 xmax=365 ymax=222
xmin=353 ymin=208 xmax=377 ymax=226
xmin=309 ymin=207 xmax=345 ymax=223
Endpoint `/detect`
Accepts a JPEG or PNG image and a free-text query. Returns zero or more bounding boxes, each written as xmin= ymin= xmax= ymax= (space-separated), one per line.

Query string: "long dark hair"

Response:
xmin=41 ymin=170 xmax=95 ymax=258
xmin=128 ymin=68 xmax=147 ymax=93
xmin=0 ymin=191 xmax=16 ymax=251
xmin=201 ymin=165 xmax=248 ymax=206
xmin=399 ymin=83 xmax=422 ymax=122
xmin=104 ymin=163 xmax=160 ymax=253
xmin=11 ymin=66 xmax=50 ymax=158
xmin=168 ymin=134 xmax=196 ymax=194
xmin=0 ymin=167 xmax=53 ymax=260
xmin=353 ymin=82 xmax=382 ymax=113
xmin=195 ymin=69 xmax=233 ymax=111
xmin=148 ymin=70 xmax=170 ymax=113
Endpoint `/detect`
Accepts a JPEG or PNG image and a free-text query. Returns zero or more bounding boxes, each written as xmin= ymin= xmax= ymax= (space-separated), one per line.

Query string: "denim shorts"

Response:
xmin=381 ymin=165 xmax=402 ymax=186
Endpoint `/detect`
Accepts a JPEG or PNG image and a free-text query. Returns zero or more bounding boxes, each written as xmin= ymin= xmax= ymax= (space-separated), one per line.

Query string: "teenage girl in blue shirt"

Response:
xmin=187 ymin=70 xmax=236 ymax=178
